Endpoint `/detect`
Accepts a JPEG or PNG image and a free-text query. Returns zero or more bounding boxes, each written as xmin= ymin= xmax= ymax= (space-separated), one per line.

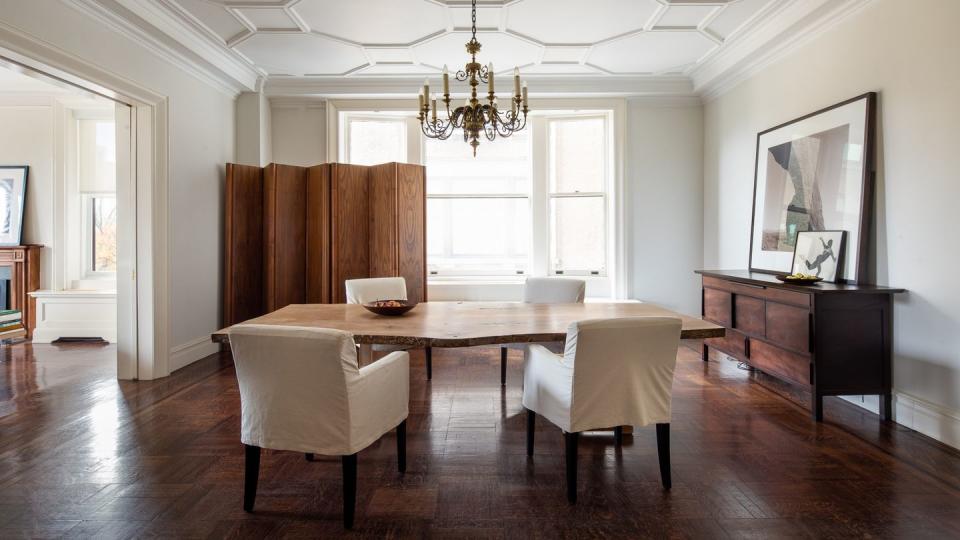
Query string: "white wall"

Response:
xmin=704 ymin=0 xmax=960 ymax=446
xmin=0 ymin=105 xmax=54 ymax=288
xmin=270 ymin=102 xmax=326 ymax=166
xmin=0 ymin=0 xmax=236 ymax=371
xmin=627 ymin=99 xmax=703 ymax=316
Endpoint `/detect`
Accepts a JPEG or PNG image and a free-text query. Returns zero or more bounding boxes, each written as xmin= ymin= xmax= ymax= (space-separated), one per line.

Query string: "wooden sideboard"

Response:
xmin=0 ymin=245 xmax=41 ymax=339
xmin=695 ymin=270 xmax=905 ymax=421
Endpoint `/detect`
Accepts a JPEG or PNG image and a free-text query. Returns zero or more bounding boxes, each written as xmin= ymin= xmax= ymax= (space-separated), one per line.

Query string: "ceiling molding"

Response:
xmin=66 ymin=0 xmax=262 ymax=95
xmin=691 ymin=0 xmax=876 ymax=101
xmin=264 ymin=75 xmax=696 ymax=98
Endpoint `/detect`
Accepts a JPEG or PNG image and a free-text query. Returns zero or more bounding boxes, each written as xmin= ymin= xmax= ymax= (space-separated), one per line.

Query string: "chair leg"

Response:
xmin=397 ymin=419 xmax=407 ymax=473
xmin=526 ymin=408 xmax=535 ymax=457
xmin=564 ymin=432 xmax=579 ymax=504
xmin=342 ymin=453 xmax=358 ymax=529
xmin=500 ymin=346 xmax=507 ymax=386
xmin=305 ymin=453 xmax=315 ymax=462
xmin=243 ymin=444 xmax=261 ymax=512
xmin=614 ymin=426 xmax=623 ymax=447
xmin=656 ymin=423 xmax=671 ymax=490
xmin=425 ymin=346 xmax=432 ymax=380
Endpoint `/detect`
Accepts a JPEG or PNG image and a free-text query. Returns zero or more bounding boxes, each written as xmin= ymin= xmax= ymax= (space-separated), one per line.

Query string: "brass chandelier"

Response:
xmin=417 ymin=0 xmax=529 ymax=156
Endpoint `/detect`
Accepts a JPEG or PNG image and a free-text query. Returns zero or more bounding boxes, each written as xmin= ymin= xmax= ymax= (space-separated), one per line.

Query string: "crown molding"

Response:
xmin=265 ymin=75 xmax=696 ymax=98
xmin=691 ymin=0 xmax=876 ymax=102
xmin=64 ymin=0 xmax=261 ymax=96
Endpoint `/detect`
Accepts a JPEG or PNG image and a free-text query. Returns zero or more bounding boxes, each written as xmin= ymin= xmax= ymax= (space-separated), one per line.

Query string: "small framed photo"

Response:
xmin=0 ymin=166 xmax=28 ymax=246
xmin=791 ymin=230 xmax=845 ymax=282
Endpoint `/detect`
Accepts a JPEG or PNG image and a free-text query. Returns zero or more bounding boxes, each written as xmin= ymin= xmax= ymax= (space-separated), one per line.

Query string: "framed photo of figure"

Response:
xmin=0 ymin=166 xmax=28 ymax=246
xmin=791 ymin=230 xmax=845 ymax=282
xmin=748 ymin=93 xmax=876 ymax=283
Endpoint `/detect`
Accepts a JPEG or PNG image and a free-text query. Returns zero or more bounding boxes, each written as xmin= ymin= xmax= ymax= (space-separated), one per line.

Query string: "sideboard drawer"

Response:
xmin=765 ymin=301 xmax=810 ymax=353
xmin=703 ymin=287 xmax=732 ymax=327
xmin=734 ymin=295 xmax=765 ymax=336
xmin=706 ymin=328 xmax=747 ymax=358
xmin=702 ymin=276 xmax=811 ymax=308
xmin=749 ymin=339 xmax=811 ymax=387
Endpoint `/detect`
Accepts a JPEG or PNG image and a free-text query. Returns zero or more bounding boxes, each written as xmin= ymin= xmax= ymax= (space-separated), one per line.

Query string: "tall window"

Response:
xmin=548 ymin=116 xmax=607 ymax=276
xmin=345 ymin=115 xmax=407 ymax=165
xmin=425 ymin=130 xmax=532 ymax=275
xmin=78 ymin=118 xmax=116 ymax=276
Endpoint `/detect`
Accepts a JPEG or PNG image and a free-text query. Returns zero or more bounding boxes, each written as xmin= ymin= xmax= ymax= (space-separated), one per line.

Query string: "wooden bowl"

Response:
xmin=775 ymin=274 xmax=823 ymax=286
xmin=361 ymin=300 xmax=417 ymax=316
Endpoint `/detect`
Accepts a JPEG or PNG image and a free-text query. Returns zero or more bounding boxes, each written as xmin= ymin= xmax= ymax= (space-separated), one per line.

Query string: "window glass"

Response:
xmin=93 ymin=196 xmax=117 ymax=273
xmin=549 ymin=117 xmax=605 ymax=193
xmin=347 ymin=118 xmax=406 ymax=165
xmin=549 ymin=196 xmax=605 ymax=273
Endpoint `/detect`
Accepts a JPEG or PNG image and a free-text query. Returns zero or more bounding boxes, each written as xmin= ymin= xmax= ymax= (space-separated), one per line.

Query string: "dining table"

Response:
xmin=210 ymin=301 xmax=724 ymax=346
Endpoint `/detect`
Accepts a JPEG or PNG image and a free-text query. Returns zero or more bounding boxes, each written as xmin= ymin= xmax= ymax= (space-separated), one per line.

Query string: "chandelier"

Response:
xmin=417 ymin=0 xmax=529 ymax=156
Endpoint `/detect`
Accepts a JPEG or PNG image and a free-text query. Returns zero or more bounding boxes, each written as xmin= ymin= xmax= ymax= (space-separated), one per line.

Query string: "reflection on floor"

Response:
xmin=1 ymin=342 xmax=959 ymax=537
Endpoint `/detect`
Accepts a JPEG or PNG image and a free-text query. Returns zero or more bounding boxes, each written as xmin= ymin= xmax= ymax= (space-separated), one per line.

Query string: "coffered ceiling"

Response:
xmin=163 ymin=0 xmax=777 ymax=78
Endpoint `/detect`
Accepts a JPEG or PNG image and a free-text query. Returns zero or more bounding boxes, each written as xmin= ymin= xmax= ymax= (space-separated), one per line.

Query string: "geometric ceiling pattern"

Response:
xmin=167 ymin=0 xmax=776 ymax=78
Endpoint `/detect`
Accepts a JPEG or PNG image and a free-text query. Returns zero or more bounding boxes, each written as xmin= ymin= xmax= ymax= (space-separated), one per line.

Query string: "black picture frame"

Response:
xmin=790 ymin=230 xmax=846 ymax=283
xmin=748 ymin=92 xmax=876 ymax=283
xmin=0 ymin=166 xmax=28 ymax=247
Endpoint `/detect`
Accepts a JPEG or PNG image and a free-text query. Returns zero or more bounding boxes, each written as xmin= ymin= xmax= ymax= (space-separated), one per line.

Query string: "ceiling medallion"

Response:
xmin=417 ymin=0 xmax=529 ymax=156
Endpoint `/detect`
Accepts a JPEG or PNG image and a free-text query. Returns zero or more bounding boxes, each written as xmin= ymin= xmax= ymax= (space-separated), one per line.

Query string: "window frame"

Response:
xmin=81 ymin=192 xmax=118 ymax=279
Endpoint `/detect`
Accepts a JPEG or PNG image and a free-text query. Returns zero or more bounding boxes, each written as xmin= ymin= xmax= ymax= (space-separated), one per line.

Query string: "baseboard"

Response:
xmin=169 ymin=335 xmax=220 ymax=372
xmin=842 ymin=393 xmax=960 ymax=450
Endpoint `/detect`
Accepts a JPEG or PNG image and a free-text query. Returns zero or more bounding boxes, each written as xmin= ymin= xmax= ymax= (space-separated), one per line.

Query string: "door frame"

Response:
xmin=0 ymin=28 xmax=170 ymax=379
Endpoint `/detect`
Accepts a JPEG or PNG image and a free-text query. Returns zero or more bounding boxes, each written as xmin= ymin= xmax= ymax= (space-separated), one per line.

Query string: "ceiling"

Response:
xmin=164 ymin=0 xmax=778 ymax=79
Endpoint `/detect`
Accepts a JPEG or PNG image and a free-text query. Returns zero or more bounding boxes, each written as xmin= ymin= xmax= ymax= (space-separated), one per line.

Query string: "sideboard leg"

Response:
xmin=811 ymin=391 xmax=824 ymax=422
xmin=880 ymin=392 xmax=893 ymax=422
xmin=425 ymin=346 xmax=432 ymax=381
xmin=701 ymin=343 xmax=709 ymax=362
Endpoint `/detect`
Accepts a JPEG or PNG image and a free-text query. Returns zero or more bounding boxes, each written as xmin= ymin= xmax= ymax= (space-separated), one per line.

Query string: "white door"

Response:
xmin=115 ymin=102 xmax=137 ymax=379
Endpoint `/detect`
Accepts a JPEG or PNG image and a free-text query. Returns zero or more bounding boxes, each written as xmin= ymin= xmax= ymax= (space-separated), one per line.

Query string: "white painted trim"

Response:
xmin=842 ymin=392 xmax=960 ymax=451
xmin=0 ymin=19 xmax=170 ymax=380
xmin=169 ymin=335 xmax=220 ymax=373
xmin=63 ymin=0 xmax=256 ymax=96
xmin=692 ymin=0 xmax=876 ymax=101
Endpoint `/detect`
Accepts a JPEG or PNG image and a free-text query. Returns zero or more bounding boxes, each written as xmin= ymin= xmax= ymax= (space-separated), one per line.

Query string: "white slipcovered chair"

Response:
xmin=344 ymin=277 xmax=434 ymax=379
xmin=499 ymin=277 xmax=586 ymax=386
xmin=523 ymin=317 xmax=681 ymax=503
xmin=228 ymin=324 xmax=409 ymax=529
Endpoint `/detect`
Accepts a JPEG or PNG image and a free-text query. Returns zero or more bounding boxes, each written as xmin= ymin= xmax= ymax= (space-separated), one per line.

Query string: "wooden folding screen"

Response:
xmin=223 ymin=161 xmax=427 ymax=326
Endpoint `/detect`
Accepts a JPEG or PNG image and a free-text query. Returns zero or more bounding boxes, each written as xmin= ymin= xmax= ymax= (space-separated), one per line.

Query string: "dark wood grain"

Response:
xmin=331 ymin=164 xmax=370 ymax=304
xmin=263 ymin=164 xmax=308 ymax=312
xmin=306 ymin=164 xmax=332 ymax=304
xmin=733 ymin=295 xmax=764 ymax=336
xmin=748 ymin=338 xmax=811 ymax=387
xmin=3 ymin=341 xmax=960 ymax=537
xmin=765 ymin=301 xmax=810 ymax=353
xmin=396 ymin=164 xmax=427 ymax=304
xmin=703 ymin=288 xmax=732 ymax=327
xmin=368 ymin=163 xmax=398 ymax=279
xmin=224 ymin=164 xmax=264 ymax=326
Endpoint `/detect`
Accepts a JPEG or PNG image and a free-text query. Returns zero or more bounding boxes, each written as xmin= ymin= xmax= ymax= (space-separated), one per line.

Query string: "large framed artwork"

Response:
xmin=749 ymin=93 xmax=876 ymax=283
xmin=0 ymin=166 xmax=28 ymax=246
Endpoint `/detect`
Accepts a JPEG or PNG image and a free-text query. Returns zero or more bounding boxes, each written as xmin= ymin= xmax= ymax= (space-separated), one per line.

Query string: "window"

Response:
xmin=76 ymin=116 xmax=117 ymax=280
xmin=344 ymin=115 xmax=407 ymax=165
xmin=425 ymin=130 xmax=532 ymax=275
xmin=547 ymin=116 xmax=607 ymax=275
xmin=91 ymin=196 xmax=117 ymax=272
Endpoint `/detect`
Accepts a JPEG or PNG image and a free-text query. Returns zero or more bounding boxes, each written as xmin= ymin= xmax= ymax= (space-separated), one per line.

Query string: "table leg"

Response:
xmin=425 ymin=346 xmax=432 ymax=380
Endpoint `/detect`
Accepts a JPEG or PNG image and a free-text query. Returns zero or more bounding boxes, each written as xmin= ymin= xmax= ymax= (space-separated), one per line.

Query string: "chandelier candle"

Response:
xmin=416 ymin=0 xmax=529 ymax=156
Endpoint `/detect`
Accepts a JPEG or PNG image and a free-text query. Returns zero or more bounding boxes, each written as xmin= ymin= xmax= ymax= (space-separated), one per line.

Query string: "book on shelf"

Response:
xmin=0 ymin=310 xmax=21 ymax=324
xmin=0 ymin=321 xmax=22 ymax=331
xmin=0 ymin=325 xmax=25 ymax=340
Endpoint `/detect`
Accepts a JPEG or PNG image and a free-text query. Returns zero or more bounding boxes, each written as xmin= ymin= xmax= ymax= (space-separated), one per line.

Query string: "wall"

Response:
xmin=0 ymin=0 xmax=236 ymax=371
xmin=703 ymin=0 xmax=960 ymax=447
xmin=0 ymin=105 xmax=54 ymax=288
xmin=626 ymin=98 xmax=703 ymax=316
xmin=270 ymin=101 xmax=326 ymax=166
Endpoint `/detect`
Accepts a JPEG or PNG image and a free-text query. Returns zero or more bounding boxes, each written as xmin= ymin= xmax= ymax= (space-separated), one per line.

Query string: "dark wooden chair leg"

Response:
xmin=500 ymin=347 xmax=507 ymax=386
xmin=613 ymin=426 xmax=623 ymax=447
xmin=243 ymin=444 xmax=261 ymax=512
xmin=812 ymin=390 xmax=824 ymax=422
xmin=564 ymin=431 xmax=579 ymax=503
xmin=425 ymin=347 xmax=432 ymax=381
xmin=656 ymin=423 xmax=671 ymax=490
xmin=526 ymin=408 xmax=535 ymax=457
xmin=342 ymin=453 xmax=358 ymax=529
xmin=304 ymin=453 xmax=314 ymax=462
xmin=702 ymin=343 xmax=709 ymax=361
xmin=397 ymin=419 xmax=407 ymax=473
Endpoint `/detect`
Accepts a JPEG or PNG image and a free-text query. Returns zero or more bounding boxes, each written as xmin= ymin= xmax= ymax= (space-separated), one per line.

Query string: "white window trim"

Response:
xmin=330 ymin=98 xmax=627 ymax=299
xmin=80 ymin=192 xmax=117 ymax=281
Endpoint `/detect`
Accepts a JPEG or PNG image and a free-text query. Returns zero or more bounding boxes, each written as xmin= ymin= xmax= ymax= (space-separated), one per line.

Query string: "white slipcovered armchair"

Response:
xmin=523 ymin=317 xmax=681 ymax=503
xmin=500 ymin=277 xmax=586 ymax=386
xmin=228 ymin=324 xmax=409 ymax=529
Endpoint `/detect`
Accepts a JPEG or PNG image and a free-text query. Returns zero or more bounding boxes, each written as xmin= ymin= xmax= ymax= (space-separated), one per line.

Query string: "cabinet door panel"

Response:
xmin=749 ymin=339 xmax=811 ymax=387
xmin=734 ymin=295 xmax=765 ymax=336
xmin=703 ymin=288 xmax=732 ymax=327
xmin=765 ymin=301 xmax=810 ymax=353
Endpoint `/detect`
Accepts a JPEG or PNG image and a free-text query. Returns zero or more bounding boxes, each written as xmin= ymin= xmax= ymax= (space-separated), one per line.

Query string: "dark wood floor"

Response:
xmin=1 ymin=342 xmax=960 ymax=538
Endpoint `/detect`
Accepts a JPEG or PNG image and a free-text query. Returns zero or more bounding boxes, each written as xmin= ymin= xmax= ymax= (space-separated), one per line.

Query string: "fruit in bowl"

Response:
xmin=775 ymin=272 xmax=823 ymax=285
xmin=361 ymin=299 xmax=417 ymax=316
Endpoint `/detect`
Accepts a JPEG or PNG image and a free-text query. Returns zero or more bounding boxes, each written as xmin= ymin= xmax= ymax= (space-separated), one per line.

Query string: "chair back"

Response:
xmin=345 ymin=277 xmax=408 ymax=304
xmin=523 ymin=277 xmax=586 ymax=304
xmin=563 ymin=317 xmax=681 ymax=431
xmin=228 ymin=324 xmax=360 ymax=453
